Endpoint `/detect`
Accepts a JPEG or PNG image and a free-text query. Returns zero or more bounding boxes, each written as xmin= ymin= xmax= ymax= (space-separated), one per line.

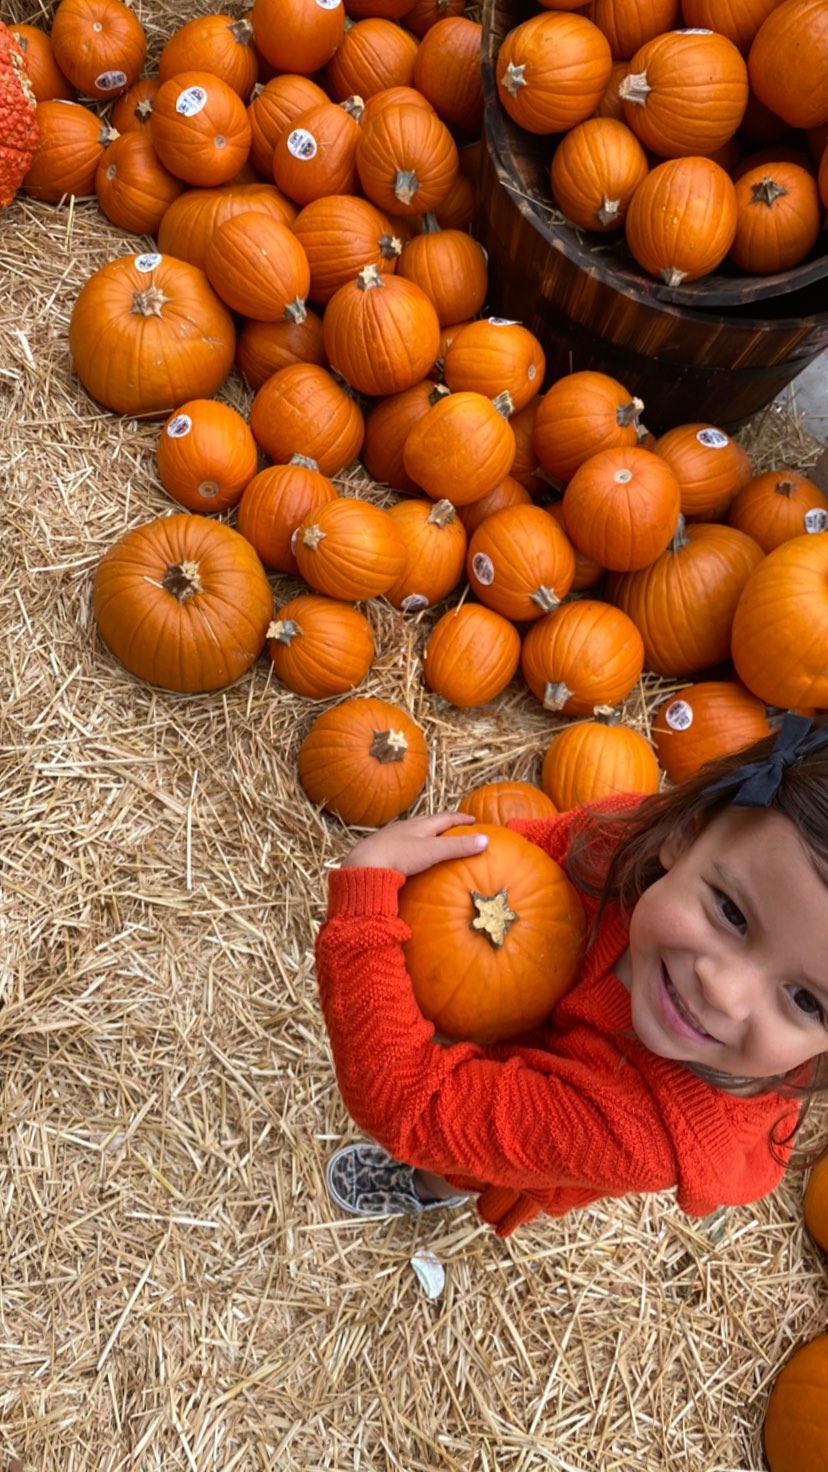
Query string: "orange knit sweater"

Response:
xmin=315 ymin=807 xmax=798 ymax=1237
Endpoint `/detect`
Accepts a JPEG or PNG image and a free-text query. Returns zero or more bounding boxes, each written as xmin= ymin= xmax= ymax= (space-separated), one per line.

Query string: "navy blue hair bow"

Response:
xmin=701 ymin=713 xmax=828 ymax=808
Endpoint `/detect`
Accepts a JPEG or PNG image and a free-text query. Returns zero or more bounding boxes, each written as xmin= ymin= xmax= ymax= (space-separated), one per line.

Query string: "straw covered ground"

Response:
xmin=2 ymin=3 xmax=828 ymax=1468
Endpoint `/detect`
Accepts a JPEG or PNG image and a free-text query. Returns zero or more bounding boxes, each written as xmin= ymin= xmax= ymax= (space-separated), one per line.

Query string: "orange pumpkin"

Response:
xmin=158 ymin=14 xmax=258 ymax=102
xmin=50 ymin=0 xmax=146 ymax=100
xmin=653 ymin=423 xmax=746 ymax=519
xmin=396 ymin=214 xmax=488 ymax=326
xmin=562 ymin=446 xmax=681 ymax=572
xmin=326 ymin=17 xmax=419 ymax=102
xmin=10 ymin=23 xmax=75 ymax=102
xmin=731 ymin=535 xmax=828 ymax=707
xmin=605 ymin=518 xmax=764 ymax=676
xmin=94 ymin=129 xmax=184 ymax=234
xmin=157 ymin=183 xmax=296 ymax=272
xmin=457 ymin=781 xmax=558 ymax=825
xmin=248 ymin=363 xmax=364 ymax=475
xmin=293 ymin=496 xmax=407 ymax=600
xmin=651 ymin=681 xmax=771 ymax=783
xmin=442 ymin=319 xmax=546 ymax=415
xmin=585 ymin=0 xmax=679 ymax=59
xmin=457 ymin=476 xmax=533 ymax=536
xmin=267 ymin=594 xmax=374 ymax=699
xmin=403 ymin=391 xmax=517 ymax=505
xmin=205 ymin=211 xmax=311 ymax=321
xmin=729 ymin=162 xmax=821 ymax=273
xmin=68 ymin=252 xmax=236 ymax=417
xmin=412 ymin=16 xmax=484 ymax=138
xmin=749 ymin=0 xmax=828 ymax=130
xmin=356 ymin=99 xmax=459 ymax=215
xmin=110 ymin=78 xmax=159 ymax=131
xmin=322 ymin=266 xmax=442 ymax=396
xmin=681 ymin=0 xmax=783 ymax=53
xmin=236 ymin=310 xmax=326 ymax=390
xmin=247 ymin=73 xmax=329 ymax=175
xmin=272 ymin=98 xmax=363 ymax=206
xmin=762 ymin=1334 xmax=828 ymax=1472
xmin=625 ymin=156 xmax=738 ymax=284
xmin=550 ymin=116 xmax=648 ymax=230
xmin=250 ymin=0 xmax=345 ymax=74
xmin=399 ymin=824 xmax=586 ymax=1042
xmin=496 ymin=11 xmax=613 ymax=134
xmin=93 ymin=514 xmax=272 ymax=693
xmin=150 ymin=72 xmax=252 ymax=187
xmin=156 ymin=399 xmax=259 ymax=513
xmin=548 ymin=501 xmax=604 ymax=588
xmin=532 ymin=369 xmax=643 ymax=482
xmin=422 ymin=604 xmax=522 ymax=707
xmin=361 ymin=381 xmax=449 ymax=494
xmin=23 ymin=99 xmax=116 ymax=202
xmin=521 ymin=599 xmax=644 ymax=714
xmin=541 ymin=713 xmax=660 ymax=809
xmin=383 ymin=498 xmax=467 ymax=611
xmin=466 ymin=504 xmax=577 ymax=622
xmin=293 ymin=194 xmax=400 ymax=305
xmin=803 ymin=1156 xmax=828 ymax=1253
xmin=236 ymin=455 xmax=338 ymax=572
xmin=727 ymin=469 xmax=828 ymax=552
xmin=297 ymin=696 xmax=428 ymax=826
xmin=619 ymin=29 xmax=748 ymax=157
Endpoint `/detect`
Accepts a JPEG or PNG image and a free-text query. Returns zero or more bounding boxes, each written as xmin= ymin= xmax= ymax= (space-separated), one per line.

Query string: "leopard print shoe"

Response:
xmin=325 ymin=1142 xmax=469 ymax=1218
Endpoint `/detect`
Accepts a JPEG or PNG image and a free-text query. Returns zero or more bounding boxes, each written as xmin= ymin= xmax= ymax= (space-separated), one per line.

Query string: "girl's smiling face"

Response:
xmin=624 ymin=806 xmax=828 ymax=1079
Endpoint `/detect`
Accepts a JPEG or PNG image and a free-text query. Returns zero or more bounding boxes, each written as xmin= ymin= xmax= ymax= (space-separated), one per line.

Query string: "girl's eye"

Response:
xmin=715 ymin=890 xmax=746 ymax=930
xmin=789 ymin=987 xmax=826 ymax=1024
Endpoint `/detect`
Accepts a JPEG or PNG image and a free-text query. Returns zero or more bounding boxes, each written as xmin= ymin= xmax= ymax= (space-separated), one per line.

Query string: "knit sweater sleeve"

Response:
xmin=315 ymin=867 xmax=679 ymax=1197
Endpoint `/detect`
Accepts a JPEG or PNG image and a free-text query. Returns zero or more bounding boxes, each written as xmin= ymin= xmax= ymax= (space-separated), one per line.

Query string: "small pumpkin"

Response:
xmin=68 ymin=252 xmax=236 ymax=417
xmin=272 ymin=97 xmax=363 ymax=206
xmin=748 ymin=0 xmax=828 ymax=130
xmin=237 ymin=455 xmax=338 ymax=572
xmin=680 ymin=0 xmax=783 ymax=53
xmin=293 ymin=496 xmax=407 ymax=600
xmin=521 ymin=599 xmax=644 ymax=715
xmin=548 ymin=501 xmax=604 ymax=589
xmin=422 ymin=603 xmax=522 ymax=707
xmin=361 ymin=381 xmax=450 ymax=494
xmin=95 ymin=129 xmax=184 ymax=235
xmin=532 ymin=370 xmax=643 ymax=482
xmin=653 ymin=423 xmax=746 ymax=519
xmin=585 ymin=0 xmax=680 ymax=60
xmin=322 ymin=265 xmax=442 ymax=397
xmin=651 ymin=681 xmax=771 ymax=783
xmin=762 ymin=1334 xmax=828 ymax=1472
xmin=50 ymin=0 xmax=146 ymax=101
xmin=727 ymin=469 xmax=828 ymax=552
xmin=250 ymin=0 xmax=346 ymax=74
xmin=731 ymin=535 xmax=828 ymax=708
xmin=803 ymin=1156 xmax=828 ymax=1253
xmin=412 ymin=16 xmax=484 ymax=138
xmin=458 ymin=781 xmax=558 ymax=825
xmin=624 ymin=156 xmax=738 ymax=284
xmin=326 ymin=16 xmax=419 ymax=102
xmin=442 ymin=319 xmax=546 ymax=415
xmin=541 ymin=710 xmax=660 ymax=809
xmin=562 ymin=446 xmax=681 ymax=572
xmin=618 ymin=29 xmax=749 ymax=158
xmin=356 ymin=99 xmax=459 ymax=216
xmin=457 ymin=475 xmax=533 ymax=537
xmin=496 ymin=11 xmax=613 ymax=135
xmin=729 ymin=162 xmax=821 ymax=274
xmin=158 ymin=15 xmax=258 ymax=102
xmin=205 ymin=211 xmax=311 ymax=322
xmin=396 ymin=213 xmax=488 ymax=326
xmin=267 ymin=594 xmax=374 ymax=698
xmin=157 ymin=183 xmax=296 ymax=272
xmin=1 ymin=23 xmax=40 ymax=205
xmin=248 ymin=363 xmax=365 ymax=476
xmin=150 ymin=71 xmax=252 ymax=188
xmin=293 ymin=194 xmax=400 ymax=305
xmin=383 ymin=498 xmax=468 ymax=611
xmin=93 ymin=514 xmax=273 ymax=693
xmin=550 ymin=116 xmax=648 ymax=230
xmin=403 ymin=390 xmax=517 ymax=505
xmin=247 ymin=73 xmax=329 ymax=175
xmin=466 ymin=504 xmax=577 ymax=622
xmin=23 ymin=99 xmax=116 ymax=202
xmin=110 ymin=78 xmax=159 ymax=132
xmin=236 ymin=310 xmax=326 ymax=390
xmin=156 ymin=399 xmax=259 ymax=514
xmin=9 ymin=23 xmax=74 ymax=105
xmin=399 ymin=824 xmax=586 ymax=1042
xmin=297 ymin=696 xmax=428 ymax=826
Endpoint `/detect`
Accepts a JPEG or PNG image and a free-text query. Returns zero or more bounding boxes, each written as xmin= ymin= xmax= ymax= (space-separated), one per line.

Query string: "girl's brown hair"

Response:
xmin=566 ymin=719 xmax=828 ymax=1168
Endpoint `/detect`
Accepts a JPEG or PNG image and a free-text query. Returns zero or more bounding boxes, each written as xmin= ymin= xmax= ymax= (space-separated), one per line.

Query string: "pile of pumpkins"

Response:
xmin=496 ymin=0 xmax=828 ymax=285
xmin=5 ymin=0 xmax=828 ymax=836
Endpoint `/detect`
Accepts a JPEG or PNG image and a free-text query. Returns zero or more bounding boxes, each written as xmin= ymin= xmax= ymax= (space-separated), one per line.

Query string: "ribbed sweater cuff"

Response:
xmin=326 ymin=866 xmax=405 ymax=917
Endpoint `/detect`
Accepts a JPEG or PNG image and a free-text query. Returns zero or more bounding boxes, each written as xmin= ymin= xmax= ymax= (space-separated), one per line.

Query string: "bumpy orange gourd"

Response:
xmin=297 ymin=696 xmax=428 ymax=826
xmin=651 ymin=681 xmax=771 ymax=783
xmin=399 ymin=824 xmax=587 ymax=1042
xmin=1 ymin=22 xmax=39 ymax=204
xmin=762 ymin=1334 xmax=828 ymax=1472
xmin=93 ymin=514 xmax=273 ymax=693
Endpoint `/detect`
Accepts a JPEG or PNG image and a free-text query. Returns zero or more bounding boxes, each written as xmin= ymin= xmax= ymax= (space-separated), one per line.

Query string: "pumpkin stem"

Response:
xmin=342 ymin=95 xmax=364 ymax=122
xmin=500 ymin=62 xmax=526 ymax=96
xmin=289 ymin=452 xmax=319 ymax=470
xmin=618 ymin=70 xmax=651 ymax=106
xmin=595 ymin=196 xmax=621 ymax=227
xmin=427 ymin=498 xmax=457 ymax=527
xmin=429 ymin=383 xmax=451 ymax=405
xmin=774 ymin=478 xmax=798 ymax=498
xmin=668 ymin=513 xmax=689 ymax=552
xmin=616 ymin=396 xmax=644 ymax=428
xmin=135 ymin=97 xmax=154 ymax=121
xmin=162 ymin=560 xmax=202 ymax=602
xmin=300 ymin=524 xmax=325 ymax=550
xmin=284 ymin=296 xmax=308 ymax=323
xmin=132 ymin=283 xmax=172 ymax=317
xmin=543 ymin=680 xmax=572 ymax=711
xmin=594 ymin=704 xmax=622 ymax=727
xmin=469 ymin=889 xmax=519 ymax=948
xmin=751 ymin=176 xmax=789 ymax=207
xmin=420 ymin=212 xmax=441 ymax=234
xmin=660 ymin=267 xmax=688 ymax=285
xmin=492 ymin=390 xmax=514 ymax=419
xmin=267 ymin=618 xmax=301 ymax=645
xmin=531 ymin=586 xmax=562 ymax=612
xmin=394 ymin=169 xmax=419 ymax=206
xmin=228 ymin=18 xmax=254 ymax=43
xmin=378 ymin=233 xmax=402 ymax=260
xmin=369 ymin=728 xmax=409 ymax=763
xmin=356 ymin=264 xmax=384 ymax=291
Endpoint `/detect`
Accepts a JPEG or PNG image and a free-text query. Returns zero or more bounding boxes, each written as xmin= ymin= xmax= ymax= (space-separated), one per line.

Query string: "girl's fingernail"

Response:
xmin=472 ymin=834 xmax=488 ymax=849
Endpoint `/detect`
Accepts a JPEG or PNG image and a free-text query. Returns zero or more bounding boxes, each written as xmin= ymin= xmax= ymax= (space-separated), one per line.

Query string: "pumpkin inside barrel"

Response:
xmin=398 ymin=824 xmax=586 ymax=1043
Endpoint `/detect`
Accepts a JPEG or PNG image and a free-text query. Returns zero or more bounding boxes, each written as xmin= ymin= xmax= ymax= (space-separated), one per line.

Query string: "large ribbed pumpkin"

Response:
xmin=399 ymin=824 xmax=586 ymax=1042
xmin=762 ymin=1335 xmax=828 ymax=1472
xmin=731 ymin=535 xmax=828 ymax=708
xmin=93 ymin=514 xmax=272 ymax=692
xmin=68 ymin=252 xmax=236 ymax=417
xmin=297 ymin=696 xmax=428 ymax=826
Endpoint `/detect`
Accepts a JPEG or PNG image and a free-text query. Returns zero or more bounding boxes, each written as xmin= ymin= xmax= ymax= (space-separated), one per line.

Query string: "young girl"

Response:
xmin=314 ymin=714 xmax=828 ymax=1237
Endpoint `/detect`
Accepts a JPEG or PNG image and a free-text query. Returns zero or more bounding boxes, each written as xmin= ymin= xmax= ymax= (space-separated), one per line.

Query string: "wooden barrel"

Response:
xmin=477 ymin=2 xmax=828 ymax=432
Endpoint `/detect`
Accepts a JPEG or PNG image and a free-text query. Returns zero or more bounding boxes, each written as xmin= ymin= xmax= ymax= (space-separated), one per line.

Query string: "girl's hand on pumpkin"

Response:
xmin=339 ymin=811 xmax=488 ymax=877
